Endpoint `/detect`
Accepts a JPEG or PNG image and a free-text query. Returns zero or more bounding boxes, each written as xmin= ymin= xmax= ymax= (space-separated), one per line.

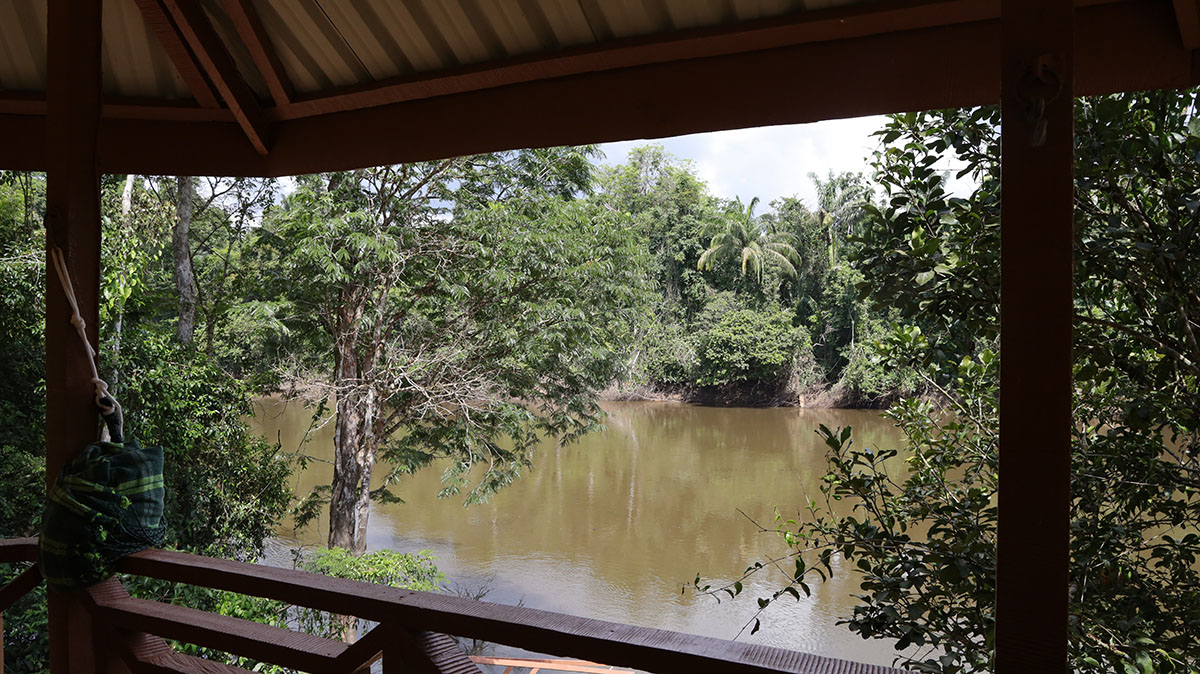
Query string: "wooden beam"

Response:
xmin=160 ymin=0 xmax=273 ymax=154
xmin=83 ymin=583 xmax=246 ymax=674
xmin=87 ymin=589 xmax=348 ymax=672
xmin=45 ymin=3 xmax=104 ymax=674
xmin=0 ymin=0 xmax=1194 ymax=177
xmin=997 ymin=0 xmax=1074 ymax=672
xmin=131 ymin=0 xmax=221 ymax=108
xmin=219 ymin=0 xmax=294 ymax=105
xmin=0 ymin=96 xmax=236 ymax=122
xmin=0 ymin=565 xmax=43 ymax=612
xmin=330 ymin=623 xmax=389 ymax=673
xmin=274 ymin=0 xmax=999 ymax=121
xmin=1173 ymin=0 xmax=1200 ymax=49
xmin=0 ymin=538 xmax=37 ymax=563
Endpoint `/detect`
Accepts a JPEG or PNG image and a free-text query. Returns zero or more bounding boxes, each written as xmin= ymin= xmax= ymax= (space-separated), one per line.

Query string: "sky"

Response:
xmin=595 ymin=115 xmax=888 ymax=210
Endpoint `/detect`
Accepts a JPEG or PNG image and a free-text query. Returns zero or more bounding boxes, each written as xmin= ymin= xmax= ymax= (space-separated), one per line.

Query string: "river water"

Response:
xmin=247 ymin=399 xmax=907 ymax=666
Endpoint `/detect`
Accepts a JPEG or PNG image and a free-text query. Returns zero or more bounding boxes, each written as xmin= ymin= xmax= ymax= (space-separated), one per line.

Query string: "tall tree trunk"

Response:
xmin=328 ymin=288 xmax=367 ymax=551
xmin=173 ymin=176 xmax=197 ymax=344
xmin=353 ymin=385 xmax=379 ymax=555
xmin=110 ymin=173 xmax=136 ymax=383
xmin=327 ymin=289 xmax=373 ymax=644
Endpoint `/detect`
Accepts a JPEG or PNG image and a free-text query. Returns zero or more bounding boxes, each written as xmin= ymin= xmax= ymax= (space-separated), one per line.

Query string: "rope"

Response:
xmin=49 ymin=246 xmax=123 ymax=439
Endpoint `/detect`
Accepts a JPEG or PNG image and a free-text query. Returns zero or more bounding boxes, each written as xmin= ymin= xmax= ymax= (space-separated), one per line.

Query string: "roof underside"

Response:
xmin=3 ymin=0 xmax=1200 ymax=176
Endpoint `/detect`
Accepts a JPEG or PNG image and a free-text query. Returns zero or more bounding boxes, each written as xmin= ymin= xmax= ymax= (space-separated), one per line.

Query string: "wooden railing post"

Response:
xmin=997 ymin=0 xmax=1074 ymax=672
xmin=45 ymin=0 xmax=104 ymax=673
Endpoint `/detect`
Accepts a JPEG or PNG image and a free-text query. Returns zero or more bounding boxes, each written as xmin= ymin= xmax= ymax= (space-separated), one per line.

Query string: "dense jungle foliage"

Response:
xmin=704 ymin=91 xmax=1200 ymax=673
xmin=3 ymin=87 xmax=1198 ymax=673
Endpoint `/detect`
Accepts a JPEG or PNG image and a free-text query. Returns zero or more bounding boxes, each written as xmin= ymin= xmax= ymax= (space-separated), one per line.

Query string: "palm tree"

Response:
xmin=697 ymin=197 xmax=800 ymax=285
xmin=810 ymin=171 xmax=870 ymax=265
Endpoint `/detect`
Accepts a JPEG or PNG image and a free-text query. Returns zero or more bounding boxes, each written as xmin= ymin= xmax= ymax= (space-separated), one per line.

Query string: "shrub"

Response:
xmin=695 ymin=309 xmax=803 ymax=388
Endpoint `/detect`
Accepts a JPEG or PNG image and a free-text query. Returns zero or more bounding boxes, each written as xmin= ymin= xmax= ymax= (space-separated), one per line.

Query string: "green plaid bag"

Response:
xmin=39 ymin=413 xmax=166 ymax=592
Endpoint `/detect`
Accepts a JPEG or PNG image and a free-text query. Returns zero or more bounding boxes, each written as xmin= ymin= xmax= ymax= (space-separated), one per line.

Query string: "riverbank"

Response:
xmin=279 ymin=374 xmax=914 ymax=412
xmin=600 ymin=380 xmax=911 ymax=410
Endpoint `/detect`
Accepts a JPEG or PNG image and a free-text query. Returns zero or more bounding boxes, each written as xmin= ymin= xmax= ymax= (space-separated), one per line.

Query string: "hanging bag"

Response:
xmin=37 ymin=248 xmax=167 ymax=592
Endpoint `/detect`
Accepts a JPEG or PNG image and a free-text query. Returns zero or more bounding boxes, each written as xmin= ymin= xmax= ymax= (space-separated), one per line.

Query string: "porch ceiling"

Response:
xmin=2 ymin=0 xmax=1200 ymax=176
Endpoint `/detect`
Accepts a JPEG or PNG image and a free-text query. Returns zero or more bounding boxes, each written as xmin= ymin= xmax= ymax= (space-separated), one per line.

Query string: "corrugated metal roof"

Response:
xmin=104 ymin=0 xmax=191 ymax=99
xmin=1 ymin=0 xmax=861 ymax=103
xmin=0 ymin=1 xmax=46 ymax=92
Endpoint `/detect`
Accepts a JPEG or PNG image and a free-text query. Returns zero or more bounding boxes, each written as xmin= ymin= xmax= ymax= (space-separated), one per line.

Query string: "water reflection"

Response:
xmin=249 ymin=399 xmax=907 ymax=665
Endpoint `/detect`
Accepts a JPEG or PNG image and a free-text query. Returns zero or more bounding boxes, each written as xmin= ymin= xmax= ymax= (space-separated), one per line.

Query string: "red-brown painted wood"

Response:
xmin=116 ymin=549 xmax=904 ymax=674
xmin=326 ymin=623 xmax=389 ymax=674
xmin=131 ymin=0 xmax=221 ymax=108
xmin=0 ymin=565 xmax=43 ymax=611
xmin=0 ymin=0 xmax=1195 ymax=177
xmin=394 ymin=630 xmax=482 ymax=674
xmin=997 ymin=0 xmax=1074 ymax=672
xmin=44 ymin=2 xmax=104 ymax=672
xmin=88 ymin=587 xmax=348 ymax=671
xmin=273 ymin=0 xmax=998 ymax=121
xmin=159 ymin=0 xmax=273 ymax=154
xmin=220 ymin=0 xmax=293 ymax=106
xmin=0 ymin=538 xmax=37 ymax=564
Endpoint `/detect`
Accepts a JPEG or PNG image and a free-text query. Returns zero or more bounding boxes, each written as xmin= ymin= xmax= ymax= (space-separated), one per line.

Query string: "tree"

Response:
xmin=0 ymin=172 xmax=295 ymax=672
xmin=173 ymin=176 xmax=198 ymax=344
xmin=597 ymin=145 xmax=715 ymax=317
xmin=705 ymin=92 xmax=1200 ymax=673
xmin=810 ymin=170 xmax=871 ymax=264
xmin=260 ymin=151 xmax=648 ymax=554
xmin=698 ymin=196 xmax=800 ymax=287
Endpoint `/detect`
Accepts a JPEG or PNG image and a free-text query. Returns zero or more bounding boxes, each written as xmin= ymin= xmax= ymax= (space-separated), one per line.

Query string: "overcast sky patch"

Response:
xmin=597 ymin=116 xmax=888 ymax=210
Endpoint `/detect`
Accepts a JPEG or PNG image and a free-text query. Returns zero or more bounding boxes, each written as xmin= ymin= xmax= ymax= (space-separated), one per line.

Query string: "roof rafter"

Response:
xmin=219 ymin=0 xmax=294 ymax=106
xmin=131 ymin=0 xmax=221 ymax=108
xmin=157 ymin=0 xmax=273 ymax=155
xmin=0 ymin=95 xmax=235 ymax=122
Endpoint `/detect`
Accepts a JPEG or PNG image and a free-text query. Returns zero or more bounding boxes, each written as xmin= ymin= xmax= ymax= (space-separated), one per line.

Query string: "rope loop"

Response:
xmin=50 ymin=247 xmax=123 ymax=439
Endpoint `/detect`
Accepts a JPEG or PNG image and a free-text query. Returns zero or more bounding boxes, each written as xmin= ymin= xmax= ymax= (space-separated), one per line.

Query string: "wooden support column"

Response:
xmin=997 ymin=0 xmax=1073 ymax=672
xmin=45 ymin=1 xmax=104 ymax=673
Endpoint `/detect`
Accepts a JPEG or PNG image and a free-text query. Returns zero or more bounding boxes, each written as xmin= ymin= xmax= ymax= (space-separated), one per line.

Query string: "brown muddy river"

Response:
xmin=247 ymin=399 xmax=908 ymax=666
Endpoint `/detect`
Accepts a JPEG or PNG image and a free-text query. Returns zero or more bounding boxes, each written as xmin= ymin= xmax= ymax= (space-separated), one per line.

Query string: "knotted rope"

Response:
xmin=49 ymin=246 xmax=123 ymax=439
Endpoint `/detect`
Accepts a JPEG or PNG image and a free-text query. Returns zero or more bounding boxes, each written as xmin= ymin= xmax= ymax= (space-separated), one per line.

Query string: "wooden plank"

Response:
xmin=131 ymin=0 xmax=221 ymax=108
xmin=116 ymin=550 xmax=903 ymax=674
xmin=324 ymin=622 xmax=389 ymax=674
xmin=160 ymin=0 xmax=273 ymax=154
xmin=142 ymin=652 xmax=256 ymax=674
xmin=0 ymin=96 xmax=236 ymax=122
xmin=86 ymin=583 xmax=348 ymax=672
xmin=0 ymin=565 xmax=42 ymax=611
xmin=0 ymin=538 xmax=37 ymax=564
xmin=394 ymin=630 xmax=481 ymax=674
xmin=470 ymin=656 xmax=634 ymax=673
xmin=219 ymin=0 xmax=293 ymax=105
xmin=996 ymin=0 xmax=1074 ymax=672
xmin=1173 ymin=0 xmax=1200 ymax=49
xmin=91 ymin=612 xmax=250 ymax=674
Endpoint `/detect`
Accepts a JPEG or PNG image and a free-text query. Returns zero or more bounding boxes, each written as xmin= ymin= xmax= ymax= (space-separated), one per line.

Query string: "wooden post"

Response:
xmin=45 ymin=1 xmax=104 ymax=673
xmin=997 ymin=0 xmax=1073 ymax=672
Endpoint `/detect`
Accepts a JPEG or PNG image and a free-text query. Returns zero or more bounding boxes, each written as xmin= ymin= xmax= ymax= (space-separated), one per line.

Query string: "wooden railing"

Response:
xmin=0 ymin=538 xmax=904 ymax=674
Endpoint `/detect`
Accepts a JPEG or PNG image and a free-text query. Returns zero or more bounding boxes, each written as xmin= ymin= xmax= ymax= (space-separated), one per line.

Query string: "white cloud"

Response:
xmin=598 ymin=116 xmax=887 ymax=210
